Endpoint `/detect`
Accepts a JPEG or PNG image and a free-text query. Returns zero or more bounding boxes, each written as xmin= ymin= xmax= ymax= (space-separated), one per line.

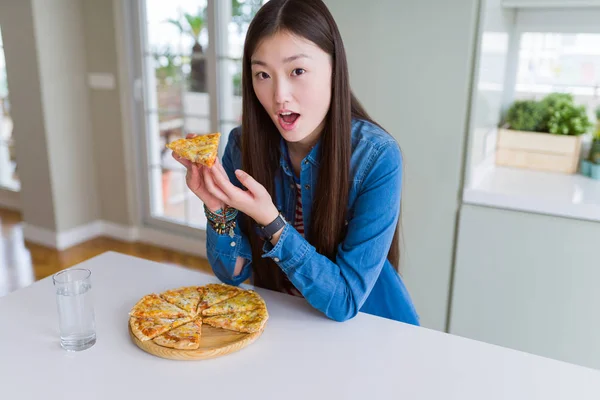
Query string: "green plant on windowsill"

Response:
xmin=545 ymin=96 xmax=592 ymax=136
xmin=504 ymin=93 xmax=592 ymax=136
xmin=504 ymin=99 xmax=544 ymax=132
xmin=588 ymin=105 xmax=600 ymax=164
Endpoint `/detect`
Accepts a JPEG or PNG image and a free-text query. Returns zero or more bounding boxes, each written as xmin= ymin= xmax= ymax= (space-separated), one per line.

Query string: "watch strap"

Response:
xmin=258 ymin=213 xmax=286 ymax=240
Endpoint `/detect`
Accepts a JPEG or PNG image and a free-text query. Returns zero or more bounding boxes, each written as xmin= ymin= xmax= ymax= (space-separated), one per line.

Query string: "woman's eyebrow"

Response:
xmin=251 ymin=53 xmax=311 ymax=67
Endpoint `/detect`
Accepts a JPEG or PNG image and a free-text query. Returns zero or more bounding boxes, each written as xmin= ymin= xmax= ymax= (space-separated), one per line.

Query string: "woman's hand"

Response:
xmin=171 ymin=134 xmax=224 ymax=212
xmin=206 ymin=159 xmax=279 ymax=226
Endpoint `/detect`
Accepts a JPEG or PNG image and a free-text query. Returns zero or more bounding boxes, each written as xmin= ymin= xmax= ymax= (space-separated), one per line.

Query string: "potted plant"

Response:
xmin=580 ymin=106 xmax=600 ymax=180
xmin=497 ymin=93 xmax=592 ymax=174
xmin=167 ymin=9 xmax=206 ymax=93
xmin=590 ymin=106 xmax=600 ymax=164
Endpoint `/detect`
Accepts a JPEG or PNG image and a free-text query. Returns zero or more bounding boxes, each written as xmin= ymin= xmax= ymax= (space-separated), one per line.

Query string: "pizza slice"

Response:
xmin=202 ymin=289 xmax=266 ymax=317
xmin=129 ymin=316 xmax=192 ymax=342
xmin=202 ymin=307 xmax=269 ymax=334
xmin=166 ymin=132 xmax=221 ymax=168
xmin=197 ymin=283 xmax=244 ymax=313
xmin=152 ymin=319 xmax=203 ymax=350
xmin=129 ymin=293 xmax=190 ymax=319
xmin=159 ymin=286 xmax=202 ymax=317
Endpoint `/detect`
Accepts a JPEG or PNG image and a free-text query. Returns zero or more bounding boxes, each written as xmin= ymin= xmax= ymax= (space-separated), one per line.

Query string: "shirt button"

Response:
xmin=304 ymin=184 xmax=311 ymax=190
xmin=303 ymin=160 xmax=309 ymax=165
xmin=230 ymin=241 xmax=236 ymax=247
xmin=273 ymin=257 xmax=280 ymax=262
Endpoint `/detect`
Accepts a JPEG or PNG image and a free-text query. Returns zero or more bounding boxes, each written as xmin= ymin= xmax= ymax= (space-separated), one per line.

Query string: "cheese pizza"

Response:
xmin=130 ymin=316 xmax=192 ymax=342
xmin=128 ymin=283 xmax=269 ymax=356
xmin=202 ymin=289 xmax=265 ymax=317
xmin=129 ymin=294 xmax=190 ymax=319
xmin=152 ymin=319 xmax=203 ymax=350
xmin=160 ymin=286 xmax=202 ymax=316
xmin=203 ymin=307 xmax=269 ymax=334
xmin=197 ymin=283 xmax=243 ymax=313
xmin=166 ymin=133 xmax=221 ymax=168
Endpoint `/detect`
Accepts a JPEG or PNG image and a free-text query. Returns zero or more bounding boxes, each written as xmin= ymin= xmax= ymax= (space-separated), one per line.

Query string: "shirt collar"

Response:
xmin=279 ymin=137 xmax=322 ymax=173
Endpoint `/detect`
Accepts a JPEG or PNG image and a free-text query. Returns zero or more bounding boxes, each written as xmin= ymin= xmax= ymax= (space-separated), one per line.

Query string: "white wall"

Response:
xmin=32 ymin=0 xmax=100 ymax=232
xmin=325 ymin=0 xmax=480 ymax=330
xmin=82 ymin=0 xmax=132 ymax=226
xmin=450 ymin=204 xmax=600 ymax=370
xmin=466 ymin=0 xmax=515 ymax=184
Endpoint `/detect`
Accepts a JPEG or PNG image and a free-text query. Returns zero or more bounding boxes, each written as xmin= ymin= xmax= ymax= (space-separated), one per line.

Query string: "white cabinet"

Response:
xmin=450 ymin=204 xmax=600 ymax=370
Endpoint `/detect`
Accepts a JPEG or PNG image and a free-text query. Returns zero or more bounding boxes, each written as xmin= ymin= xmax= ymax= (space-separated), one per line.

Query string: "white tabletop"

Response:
xmin=1 ymin=252 xmax=599 ymax=399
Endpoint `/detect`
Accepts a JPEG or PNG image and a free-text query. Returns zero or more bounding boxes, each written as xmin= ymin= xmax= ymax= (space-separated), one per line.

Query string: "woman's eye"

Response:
xmin=255 ymin=71 xmax=270 ymax=80
xmin=291 ymin=68 xmax=306 ymax=76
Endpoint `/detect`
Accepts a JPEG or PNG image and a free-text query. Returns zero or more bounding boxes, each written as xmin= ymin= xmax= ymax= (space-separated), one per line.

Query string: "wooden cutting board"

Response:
xmin=129 ymin=322 xmax=264 ymax=361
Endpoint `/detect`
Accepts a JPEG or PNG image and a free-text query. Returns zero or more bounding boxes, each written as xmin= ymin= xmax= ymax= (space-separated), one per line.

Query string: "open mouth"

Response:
xmin=278 ymin=111 xmax=300 ymax=131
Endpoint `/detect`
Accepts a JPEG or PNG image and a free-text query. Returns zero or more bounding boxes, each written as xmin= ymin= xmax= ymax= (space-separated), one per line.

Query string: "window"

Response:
xmin=137 ymin=0 xmax=267 ymax=231
xmin=515 ymin=32 xmax=600 ymax=113
xmin=0 ymin=26 xmax=19 ymax=191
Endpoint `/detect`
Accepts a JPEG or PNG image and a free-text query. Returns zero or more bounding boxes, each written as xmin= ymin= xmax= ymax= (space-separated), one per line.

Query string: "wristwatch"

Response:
xmin=257 ymin=213 xmax=287 ymax=241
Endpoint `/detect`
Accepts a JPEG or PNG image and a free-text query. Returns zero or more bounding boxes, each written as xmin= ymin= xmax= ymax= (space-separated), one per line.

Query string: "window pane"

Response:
xmin=149 ymin=166 xmax=207 ymax=230
xmin=148 ymin=51 xmax=184 ymax=114
xmin=146 ymin=0 xmax=209 ymax=55
xmin=147 ymin=112 xmax=210 ymax=168
xmin=145 ymin=1 xmax=210 ymax=117
xmin=516 ymin=33 xmax=600 ymax=97
xmin=217 ymin=0 xmax=270 ymax=134
xmin=186 ymin=194 xmax=207 ymax=229
xmin=150 ymin=166 xmax=186 ymax=224
xmin=221 ymin=58 xmax=243 ymax=125
xmin=181 ymin=49 xmax=210 ymax=117
xmin=228 ymin=0 xmax=269 ymax=58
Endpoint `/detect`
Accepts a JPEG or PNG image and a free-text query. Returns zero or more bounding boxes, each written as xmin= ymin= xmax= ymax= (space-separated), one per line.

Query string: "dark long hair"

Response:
xmin=241 ymin=0 xmax=401 ymax=291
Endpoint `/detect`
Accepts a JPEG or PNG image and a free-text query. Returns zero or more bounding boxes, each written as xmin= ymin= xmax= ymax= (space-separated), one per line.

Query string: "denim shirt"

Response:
xmin=206 ymin=119 xmax=419 ymax=325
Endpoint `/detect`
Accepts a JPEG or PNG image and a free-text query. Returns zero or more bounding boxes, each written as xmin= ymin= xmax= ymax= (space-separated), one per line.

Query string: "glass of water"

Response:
xmin=53 ymin=269 xmax=96 ymax=351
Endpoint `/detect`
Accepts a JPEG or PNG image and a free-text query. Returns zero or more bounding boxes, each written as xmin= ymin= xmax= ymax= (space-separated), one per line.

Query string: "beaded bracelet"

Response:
xmin=204 ymin=204 xmax=238 ymax=237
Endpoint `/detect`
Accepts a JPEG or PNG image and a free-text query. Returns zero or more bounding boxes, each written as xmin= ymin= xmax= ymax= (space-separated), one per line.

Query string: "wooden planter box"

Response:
xmin=495 ymin=128 xmax=582 ymax=174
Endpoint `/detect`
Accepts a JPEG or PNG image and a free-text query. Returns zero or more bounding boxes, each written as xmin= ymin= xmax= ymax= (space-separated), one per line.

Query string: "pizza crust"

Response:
xmin=130 ymin=316 xmax=192 ymax=342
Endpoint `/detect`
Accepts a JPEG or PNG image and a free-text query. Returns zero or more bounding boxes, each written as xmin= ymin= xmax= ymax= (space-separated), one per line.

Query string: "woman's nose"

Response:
xmin=274 ymin=79 xmax=292 ymax=105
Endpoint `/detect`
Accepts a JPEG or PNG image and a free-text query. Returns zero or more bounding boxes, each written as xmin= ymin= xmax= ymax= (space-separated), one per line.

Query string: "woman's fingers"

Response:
xmin=203 ymin=167 xmax=229 ymax=202
xmin=214 ymin=159 xmax=228 ymax=178
xmin=211 ymin=166 xmax=247 ymax=201
xmin=172 ymin=151 xmax=192 ymax=169
xmin=189 ymin=163 xmax=201 ymax=185
xmin=235 ymin=169 xmax=267 ymax=196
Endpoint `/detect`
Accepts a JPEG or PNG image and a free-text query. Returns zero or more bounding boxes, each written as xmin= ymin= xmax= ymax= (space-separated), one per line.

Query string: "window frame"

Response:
xmin=129 ymin=0 xmax=248 ymax=236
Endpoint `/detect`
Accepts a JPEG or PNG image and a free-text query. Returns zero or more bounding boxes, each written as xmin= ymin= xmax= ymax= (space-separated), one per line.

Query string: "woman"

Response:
xmin=173 ymin=0 xmax=419 ymax=325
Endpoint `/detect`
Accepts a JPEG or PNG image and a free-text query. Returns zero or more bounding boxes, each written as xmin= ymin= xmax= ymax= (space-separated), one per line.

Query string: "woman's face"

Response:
xmin=251 ymin=30 xmax=333 ymax=147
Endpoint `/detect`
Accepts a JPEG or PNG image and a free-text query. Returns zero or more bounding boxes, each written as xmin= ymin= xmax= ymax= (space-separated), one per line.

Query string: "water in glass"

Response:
xmin=54 ymin=269 xmax=96 ymax=351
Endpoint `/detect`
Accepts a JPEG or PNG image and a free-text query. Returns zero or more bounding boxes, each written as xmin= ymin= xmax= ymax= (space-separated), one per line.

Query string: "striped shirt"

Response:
xmin=293 ymin=183 xmax=305 ymax=237
xmin=282 ymin=182 xmax=305 ymax=298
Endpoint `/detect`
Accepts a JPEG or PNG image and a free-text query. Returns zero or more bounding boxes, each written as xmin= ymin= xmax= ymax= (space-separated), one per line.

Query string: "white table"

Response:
xmin=1 ymin=252 xmax=599 ymax=399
